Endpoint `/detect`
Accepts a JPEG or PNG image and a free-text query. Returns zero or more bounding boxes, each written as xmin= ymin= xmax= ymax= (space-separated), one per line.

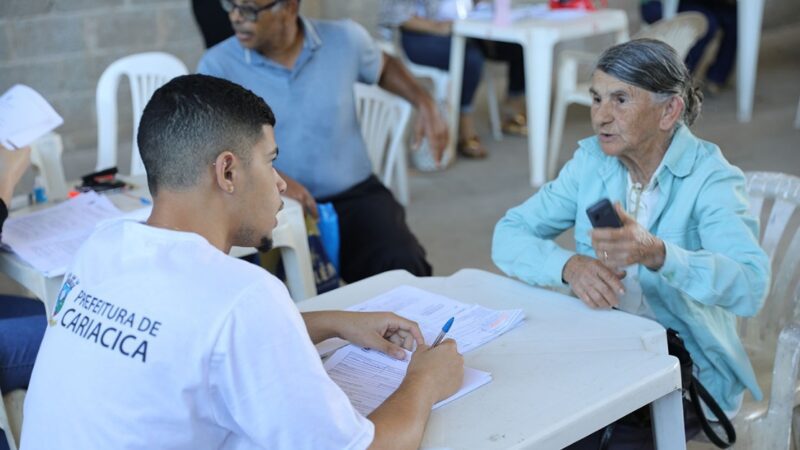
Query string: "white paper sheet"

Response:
xmin=346 ymin=285 xmax=524 ymax=353
xmin=0 ymin=84 xmax=63 ymax=149
xmin=1 ymin=192 xmax=122 ymax=276
xmin=324 ymin=345 xmax=492 ymax=416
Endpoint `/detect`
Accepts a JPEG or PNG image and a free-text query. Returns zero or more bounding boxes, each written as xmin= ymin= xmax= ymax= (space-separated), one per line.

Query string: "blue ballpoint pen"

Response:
xmin=431 ymin=317 xmax=455 ymax=348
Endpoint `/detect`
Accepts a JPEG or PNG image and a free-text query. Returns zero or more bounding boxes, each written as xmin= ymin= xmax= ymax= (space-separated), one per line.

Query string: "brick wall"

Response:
xmin=1 ymin=0 xmax=798 ymax=178
xmin=0 ymin=0 xmax=207 ymax=176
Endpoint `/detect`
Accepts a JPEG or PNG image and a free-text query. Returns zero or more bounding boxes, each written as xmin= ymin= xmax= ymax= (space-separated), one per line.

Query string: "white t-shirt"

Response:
xmin=21 ymin=219 xmax=374 ymax=450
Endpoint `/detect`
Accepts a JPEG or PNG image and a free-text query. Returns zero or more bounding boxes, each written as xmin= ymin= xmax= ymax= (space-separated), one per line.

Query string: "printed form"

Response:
xmin=324 ymin=345 xmax=492 ymax=416
xmin=323 ymin=285 xmax=525 ymax=415
xmin=0 ymin=84 xmax=63 ymax=149
xmin=1 ymin=192 xmax=122 ymax=276
xmin=346 ymin=285 xmax=525 ymax=353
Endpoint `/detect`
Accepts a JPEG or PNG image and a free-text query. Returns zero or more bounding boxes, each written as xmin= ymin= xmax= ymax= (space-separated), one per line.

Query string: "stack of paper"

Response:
xmin=346 ymin=285 xmax=525 ymax=353
xmin=1 ymin=192 xmax=122 ymax=276
xmin=324 ymin=345 xmax=492 ymax=416
xmin=325 ymin=285 xmax=525 ymax=414
xmin=0 ymin=84 xmax=63 ymax=149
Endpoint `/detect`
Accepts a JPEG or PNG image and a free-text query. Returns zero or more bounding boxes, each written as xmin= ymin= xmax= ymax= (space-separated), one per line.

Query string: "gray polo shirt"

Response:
xmin=198 ymin=18 xmax=382 ymax=198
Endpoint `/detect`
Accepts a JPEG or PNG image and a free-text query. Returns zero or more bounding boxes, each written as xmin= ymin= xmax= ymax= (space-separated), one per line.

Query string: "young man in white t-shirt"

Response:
xmin=21 ymin=74 xmax=464 ymax=450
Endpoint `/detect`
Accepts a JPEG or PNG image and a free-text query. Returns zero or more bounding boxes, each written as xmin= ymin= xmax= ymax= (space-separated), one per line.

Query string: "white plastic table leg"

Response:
xmin=447 ymin=35 xmax=467 ymax=165
xmin=737 ymin=0 xmax=764 ymax=123
xmin=662 ymin=0 xmax=679 ymax=19
xmin=651 ymin=389 xmax=686 ymax=450
xmin=525 ymin=31 xmax=554 ymax=187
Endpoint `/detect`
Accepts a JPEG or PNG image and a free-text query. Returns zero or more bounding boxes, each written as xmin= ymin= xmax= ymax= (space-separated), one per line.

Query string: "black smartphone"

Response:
xmin=586 ymin=198 xmax=622 ymax=228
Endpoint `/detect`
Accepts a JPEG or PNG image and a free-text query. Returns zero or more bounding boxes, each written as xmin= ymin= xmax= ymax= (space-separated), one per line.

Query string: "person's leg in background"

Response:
xmin=319 ymin=176 xmax=431 ymax=284
xmin=679 ymin=1 xmax=720 ymax=74
xmin=401 ymin=30 xmax=489 ymax=158
xmin=0 ymin=296 xmax=47 ymax=450
xmin=479 ymin=40 xmax=527 ymax=136
xmin=703 ymin=2 xmax=737 ymax=89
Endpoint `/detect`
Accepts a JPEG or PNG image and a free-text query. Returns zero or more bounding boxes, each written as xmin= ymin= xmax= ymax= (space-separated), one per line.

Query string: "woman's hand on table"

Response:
xmin=591 ymin=203 xmax=666 ymax=271
xmin=562 ymin=254 xmax=625 ymax=309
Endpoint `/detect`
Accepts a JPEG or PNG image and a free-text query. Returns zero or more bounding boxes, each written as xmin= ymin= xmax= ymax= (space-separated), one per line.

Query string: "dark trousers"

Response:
xmin=564 ymin=399 xmax=701 ymax=450
xmin=0 ymin=296 xmax=46 ymax=450
xmin=318 ymin=175 xmax=432 ymax=283
xmin=401 ymin=30 xmax=526 ymax=110
xmin=641 ymin=0 xmax=738 ymax=84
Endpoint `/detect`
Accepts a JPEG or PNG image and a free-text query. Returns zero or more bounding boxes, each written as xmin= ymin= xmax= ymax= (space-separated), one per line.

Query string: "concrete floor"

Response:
xmin=404 ymin=22 xmax=800 ymax=279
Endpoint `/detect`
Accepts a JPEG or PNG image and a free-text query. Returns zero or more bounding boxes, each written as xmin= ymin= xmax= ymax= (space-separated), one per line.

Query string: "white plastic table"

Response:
xmin=298 ymin=269 xmax=686 ymax=449
xmin=0 ymin=177 xmax=313 ymax=312
xmin=447 ymin=10 xmax=629 ymax=187
xmin=662 ymin=0 xmax=763 ymax=122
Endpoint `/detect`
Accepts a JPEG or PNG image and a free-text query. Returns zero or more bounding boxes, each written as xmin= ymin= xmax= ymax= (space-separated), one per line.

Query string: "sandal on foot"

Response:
xmin=457 ymin=136 xmax=488 ymax=159
xmin=502 ymin=113 xmax=528 ymax=136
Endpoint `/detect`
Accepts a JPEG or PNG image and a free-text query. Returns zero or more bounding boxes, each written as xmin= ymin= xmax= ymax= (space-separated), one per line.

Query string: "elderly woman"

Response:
xmin=492 ymin=39 xmax=769 ymax=448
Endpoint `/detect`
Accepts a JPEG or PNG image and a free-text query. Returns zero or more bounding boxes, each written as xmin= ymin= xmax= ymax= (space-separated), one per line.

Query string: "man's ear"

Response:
xmin=659 ymin=95 xmax=684 ymax=131
xmin=213 ymin=151 xmax=237 ymax=194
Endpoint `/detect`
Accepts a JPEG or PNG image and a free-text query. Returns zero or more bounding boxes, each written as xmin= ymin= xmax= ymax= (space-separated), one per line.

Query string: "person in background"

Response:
xmin=199 ymin=0 xmax=448 ymax=283
xmin=641 ymin=0 xmax=737 ymax=94
xmin=192 ymin=0 xmax=235 ymax=48
xmin=0 ymin=144 xmax=47 ymax=450
xmin=21 ymin=74 xmax=464 ymax=449
xmin=380 ymin=0 xmax=528 ymax=159
xmin=492 ymin=39 xmax=769 ymax=448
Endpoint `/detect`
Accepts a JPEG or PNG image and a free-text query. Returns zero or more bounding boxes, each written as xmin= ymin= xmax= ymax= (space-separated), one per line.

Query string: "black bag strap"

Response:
xmin=598 ymin=329 xmax=737 ymax=449
xmin=687 ymin=375 xmax=737 ymax=448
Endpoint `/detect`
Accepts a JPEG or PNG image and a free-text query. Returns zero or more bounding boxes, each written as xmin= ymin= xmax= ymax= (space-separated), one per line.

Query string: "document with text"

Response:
xmin=322 ymin=285 xmax=525 ymax=414
xmin=0 ymin=84 xmax=63 ymax=149
xmin=346 ymin=285 xmax=525 ymax=354
xmin=324 ymin=344 xmax=492 ymax=416
xmin=1 ymin=192 xmax=122 ymax=276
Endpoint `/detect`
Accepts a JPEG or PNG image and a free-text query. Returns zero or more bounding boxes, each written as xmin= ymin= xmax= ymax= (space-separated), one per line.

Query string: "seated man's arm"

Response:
xmin=377 ymin=53 xmax=449 ymax=164
xmin=302 ymin=310 xmax=423 ymax=358
xmin=277 ymin=169 xmax=318 ymax=218
xmin=368 ymin=340 xmax=463 ymax=450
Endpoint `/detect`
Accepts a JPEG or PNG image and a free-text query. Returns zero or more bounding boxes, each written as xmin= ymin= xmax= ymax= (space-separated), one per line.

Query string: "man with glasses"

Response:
xmin=198 ymin=0 xmax=448 ymax=283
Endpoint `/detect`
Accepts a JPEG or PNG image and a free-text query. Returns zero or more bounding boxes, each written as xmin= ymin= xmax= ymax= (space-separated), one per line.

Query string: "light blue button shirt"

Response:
xmin=198 ymin=18 xmax=382 ymax=198
xmin=492 ymin=125 xmax=771 ymax=411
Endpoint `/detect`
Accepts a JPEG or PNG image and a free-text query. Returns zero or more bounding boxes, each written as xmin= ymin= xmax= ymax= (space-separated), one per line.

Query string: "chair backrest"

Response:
xmin=95 ymin=52 xmax=188 ymax=176
xmin=353 ymin=83 xmax=412 ymax=188
xmin=378 ymin=36 xmax=450 ymax=102
xmin=739 ymin=172 xmax=800 ymax=360
xmin=29 ymin=132 xmax=69 ymax=201
xmin=634 ymin=12 xmax=709 ymax=60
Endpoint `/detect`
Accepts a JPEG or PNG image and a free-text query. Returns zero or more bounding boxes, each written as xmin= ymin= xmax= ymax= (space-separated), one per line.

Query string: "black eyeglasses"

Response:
xmin=220 ymin=0 xmax=285 ymax=22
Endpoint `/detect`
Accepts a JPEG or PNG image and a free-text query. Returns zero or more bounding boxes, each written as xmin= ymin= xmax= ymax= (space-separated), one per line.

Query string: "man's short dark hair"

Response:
xmin=137 ymin=74 xmax=276 ymax=195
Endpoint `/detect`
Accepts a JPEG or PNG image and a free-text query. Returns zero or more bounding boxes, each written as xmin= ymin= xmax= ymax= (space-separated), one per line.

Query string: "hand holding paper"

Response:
xmin=0 ymin=84 xmax=63 ymax=149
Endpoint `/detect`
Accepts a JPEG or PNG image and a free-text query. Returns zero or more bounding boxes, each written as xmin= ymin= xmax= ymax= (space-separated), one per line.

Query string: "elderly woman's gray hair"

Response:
xmin=595 ymin=38 xmax=703 ymax=126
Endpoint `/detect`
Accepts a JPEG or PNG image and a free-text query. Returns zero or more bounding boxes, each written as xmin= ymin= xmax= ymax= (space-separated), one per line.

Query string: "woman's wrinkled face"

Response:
xmin=589 ymin=70 xmax=666 ymax=159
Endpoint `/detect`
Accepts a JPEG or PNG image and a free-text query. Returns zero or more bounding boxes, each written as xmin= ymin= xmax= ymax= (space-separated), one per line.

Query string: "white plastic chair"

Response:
xmin=96 ymin=52 xmax=188 ymax=176
xmin=354 ymin=83 xmax=413 ymax=206
xmin=378 ymin=37 xmax=504 ymax=142
xmin=548 ymin=12 xmax=709 ymax=179
xmin=29 ymin=132 xmax=69 ymax=201
xmin=720 ymin=171 xmax=800 ymax=450
xmin=1 ymin=389 xmax=24 ymax=450
xmin=269 ymin=197 xmax=317 ymax=301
